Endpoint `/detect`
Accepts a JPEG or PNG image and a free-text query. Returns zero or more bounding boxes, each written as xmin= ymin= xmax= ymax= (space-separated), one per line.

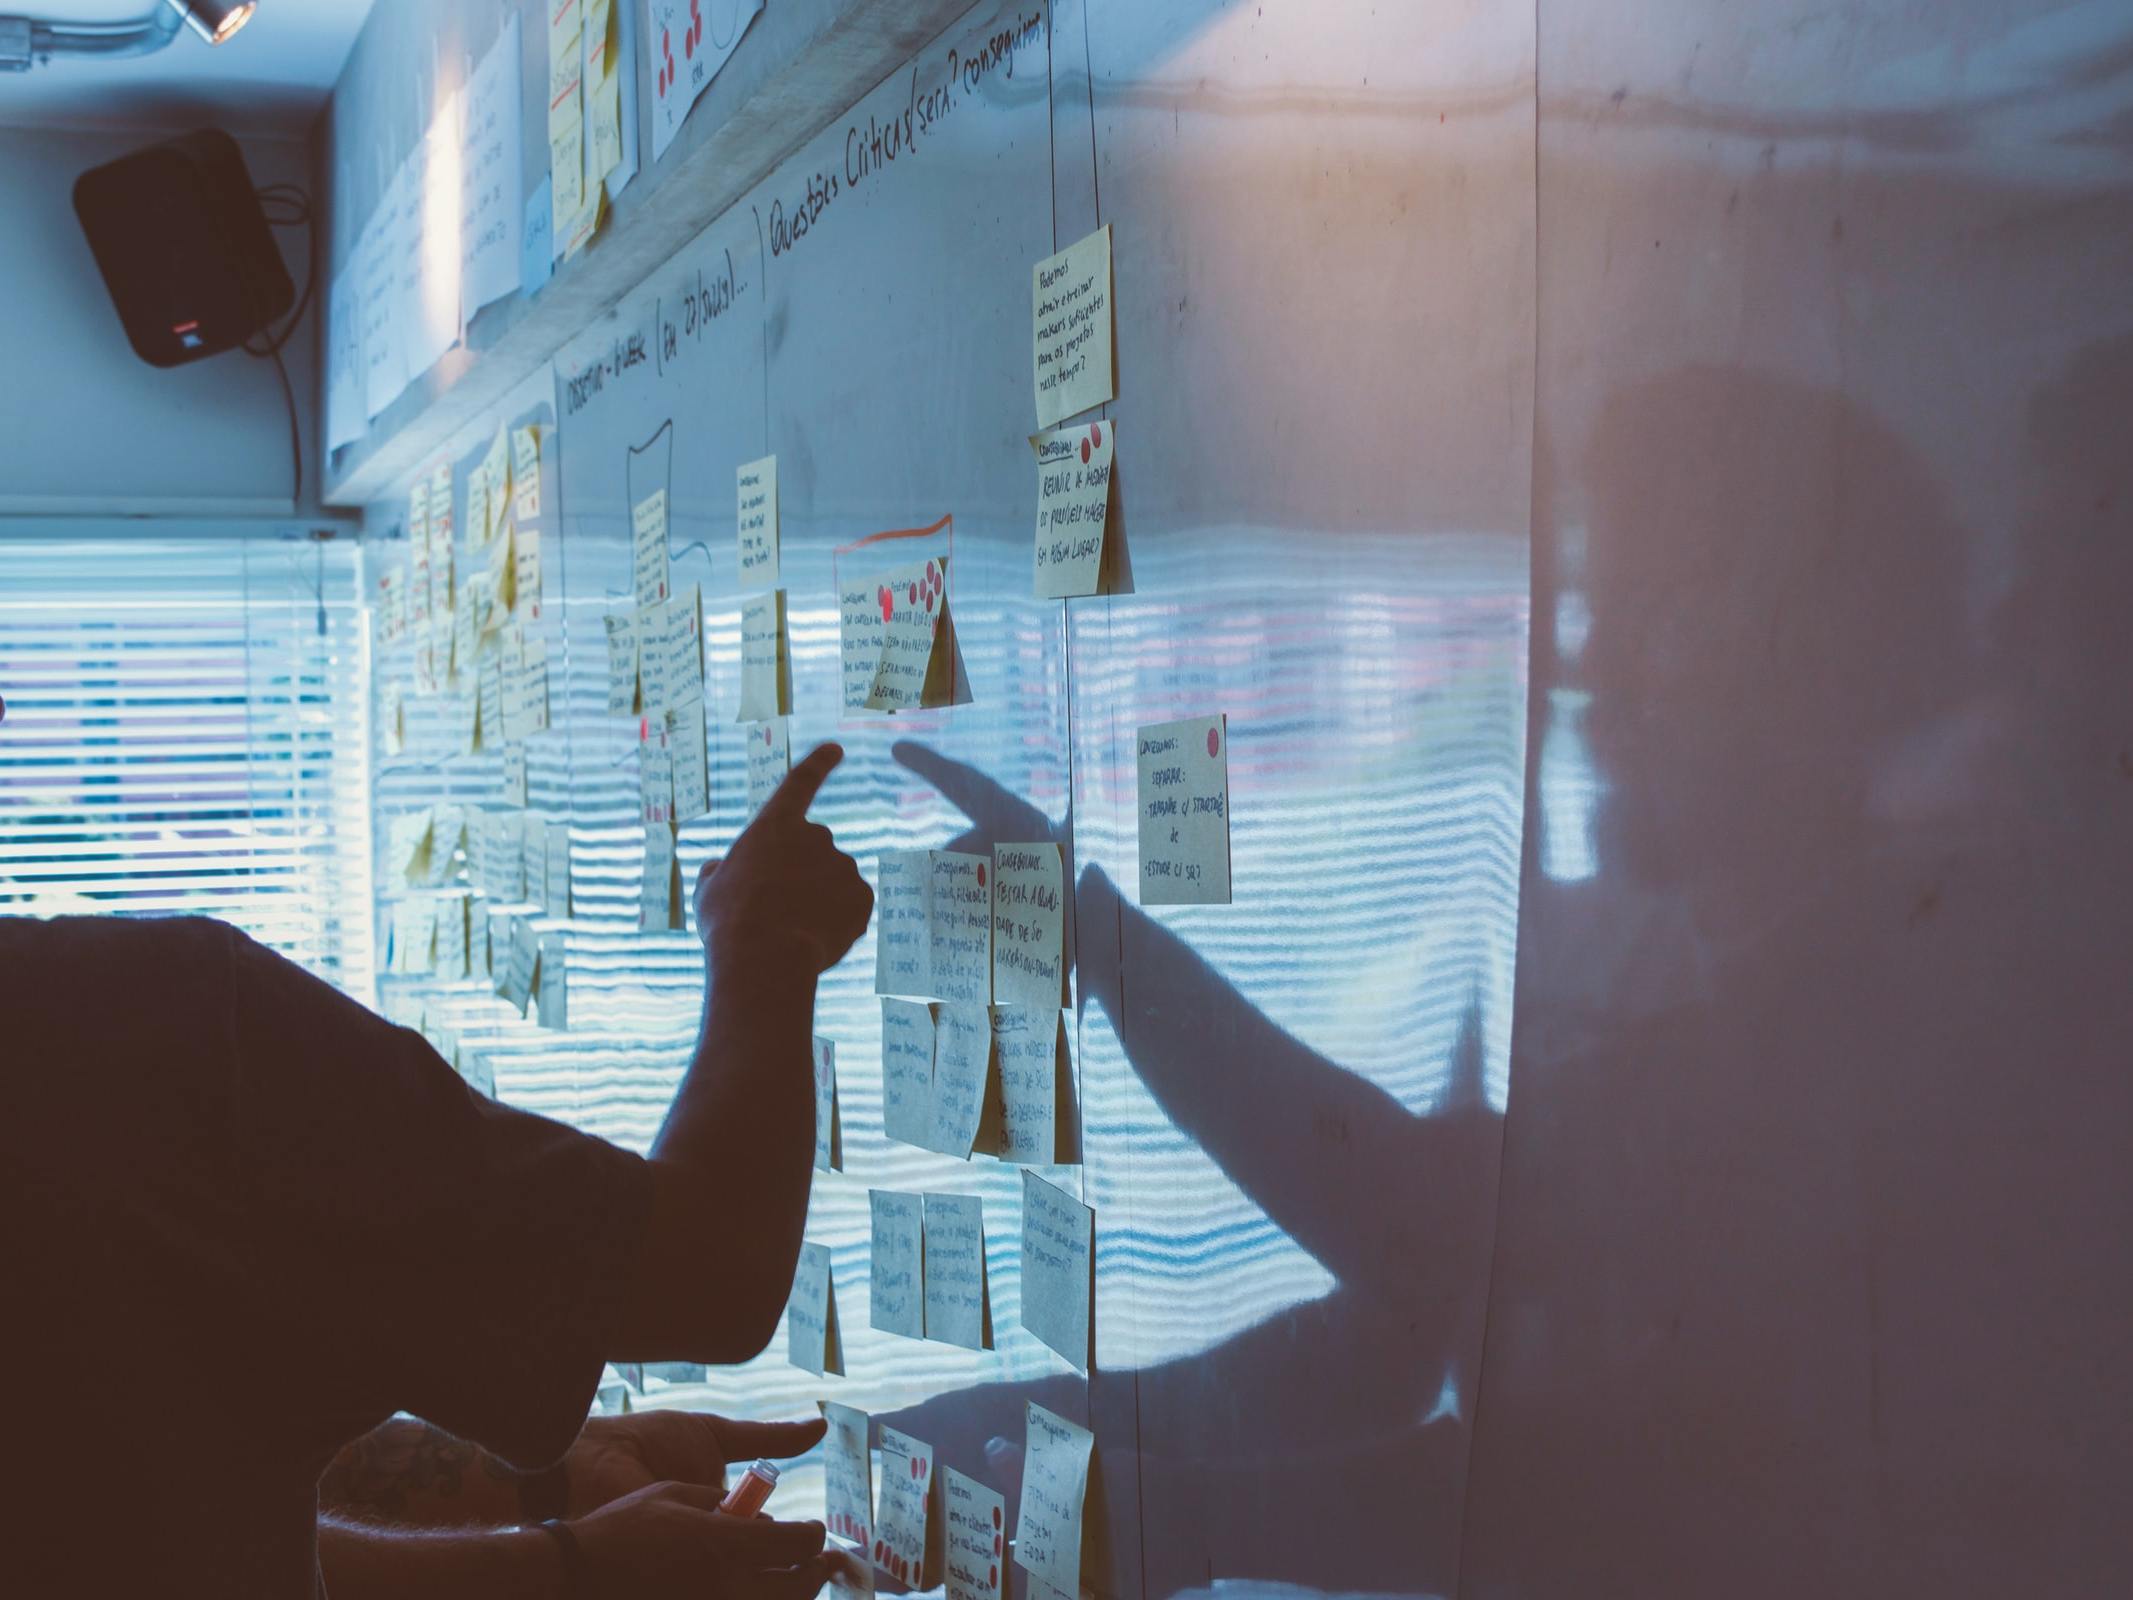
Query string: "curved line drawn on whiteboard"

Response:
xmin=880 ymin=744 xmax=1500 ymax=1600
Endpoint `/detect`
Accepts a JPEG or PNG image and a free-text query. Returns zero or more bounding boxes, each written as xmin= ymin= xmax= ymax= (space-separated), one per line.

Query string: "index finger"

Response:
xmin=760 ymin=743 xmax=844 ymax=822
xmin=710 ymin=1415 xmax=830 ymax=1463
xmin=696 ymin=1513 xmax=829 ymax=1565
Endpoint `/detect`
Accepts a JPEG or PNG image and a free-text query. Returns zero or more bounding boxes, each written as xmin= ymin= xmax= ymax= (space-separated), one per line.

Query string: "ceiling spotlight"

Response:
xmin=167 ymin=0 xmax=255 ymax=46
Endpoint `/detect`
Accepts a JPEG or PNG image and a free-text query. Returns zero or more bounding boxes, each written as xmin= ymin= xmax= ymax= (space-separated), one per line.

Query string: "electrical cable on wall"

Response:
xmin=246 ymin=181 xmax=314 ymax=506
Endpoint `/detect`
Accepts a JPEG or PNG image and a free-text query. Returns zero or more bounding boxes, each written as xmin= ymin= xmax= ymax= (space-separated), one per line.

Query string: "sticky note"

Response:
xmin=927 ymin=851 xmax=992 ymax=1006
xmin=813 ymin=1035 xmax=842 ymax=1172
xmin=1031 ymin=420 xmax=1113 ymax=598
xmin=640 ymin=727 xmax=674 ymax=826
xmin=390 ymin=894 xmax=437 ymax=974
xmin=545 ymin=820 xmax=572 ymax=916
xmin=640 ymin=822 xmax=679 ymax=930
xmin=656 ymin=584 xmax=705 ymax=711
xmin=521 ymin=815 xmax=549 ymax=910
xmin=635 ymin=604 xmax=671 ymax=715
xmin=468 ymin=893 xmax=491 ymax=979
xmin=428 ymin=807 xmax=467 ymax=887
xmin=737 ymin=590 xmax=789 ymax=721
xmin=737 ymin=454 xmax=779 ymax=586
xmin=873 ymin=1425 xmax=934 ymax=1584
xmin=1020 ymin=1172 xmax=1093 ymax=1371
xmin=487 ymin=811 xmax=525 ymax=900
xmin=873 ymin=851 xmax=930 ymax=996
xmin=785 ymin=1240 xmax=842 ymax=1377
xmin=1032 ymin=225 xmax=1114 ymax=429
xmin=512 ymin=525 xmax=543 ymax=621
xmin=380 ymin=681 xmax=405 ymax=756
xmin=868 ymin=557 xmax=950 ymax=712
xmin=1013 ymin=1403 xmax=1094 ymax=1594
xmin=476 ymin=659 xmax=503 ymax=751
xmin=942 ymin=1468 xmax=1006 ymax=1600
xmin=880 ymin=998 xmax=935 ymax=1151
xmin=388 ymin=809 xmax=433 ymax=885
xmin=993 ymin=1009 xmax=1070 ymax=1164
xmin=820 ymin=1402 xmax=873 ymax=1548
xmin=480 ymin=425 xmax=512 ymax=545
xmin=668 ymin=698 xmax=710 ymax=824
xmin=927 ymin=1003 xmax=993 ymax=1160
xmin=604 ymin=611 xmax=640 ymax=716
xmin=745 ymin=718 xmax=790 ymax=817
xmin=991 ymin=843 xmax=1065 ymax=1008
xmin=1135 ymin=714 xmax=1231 ymax=906
xmin=832 ymin=1547 xmax=876 ymax=1600
xmin=520 ymin=638 xmax=551 ymax=737
xmin=512 ymin=426 xmax=541 ymax=520
xmin=536 ymin=931 xmax=569 ymax=1029
xmin=868 ymin=1190 xmax=924 ymax=1339
xmin=435 ymin=894 xmax=468 ymax=981
xmin=547 ymin=1 xmax=587 ymax=238
xmin=632 ymin=488 xmax=671 ymax=607
xmin=502 ymin=742 xmax=529 ymax=806
xmin=923 ymin=1193 xmax=990 ymax=1351
xmin=501 ymin=915 xmax=539 ymax=1011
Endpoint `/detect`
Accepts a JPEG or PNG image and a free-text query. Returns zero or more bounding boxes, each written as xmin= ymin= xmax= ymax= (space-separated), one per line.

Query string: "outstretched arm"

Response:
xmin=613 ymin=747 xmax=874 ymax=1364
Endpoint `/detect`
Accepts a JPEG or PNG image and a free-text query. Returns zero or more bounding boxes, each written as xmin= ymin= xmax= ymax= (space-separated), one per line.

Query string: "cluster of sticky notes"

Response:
xmin=551 ymin=0 xmax=625 ymax=259
xmin=815 ymin=1403 xmax=1093 ymax=1600
xmin=838 ymin=551 xmax=953 ymax=712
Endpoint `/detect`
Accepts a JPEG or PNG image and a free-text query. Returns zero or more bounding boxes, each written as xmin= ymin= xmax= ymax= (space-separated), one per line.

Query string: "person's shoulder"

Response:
xmin=0 ymin=911 xmax=245 ymax=968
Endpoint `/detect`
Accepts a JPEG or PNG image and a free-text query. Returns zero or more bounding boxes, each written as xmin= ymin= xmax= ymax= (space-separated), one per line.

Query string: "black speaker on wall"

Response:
xmin=72 ymin=128 xmax=293 ymax=369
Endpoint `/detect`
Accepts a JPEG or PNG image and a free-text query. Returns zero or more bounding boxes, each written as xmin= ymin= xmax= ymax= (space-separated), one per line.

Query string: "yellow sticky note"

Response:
xmin=547 ymin=1 xmax=586 ymax=231
xmin=1032 ymin=225 xmax=1114 ymax=429
xmin=512 ymin=426 xmax=542 ymax=521
xmin=922 ymin=1193 xmax=990 ymax=1351
xmin=389 ymin=808 xmax=434 ymax=885
xmin=1014 ymin=1403 xmax=1094 ymax=1594
xmin=1031 ymin=418 xmax=1113 ymax=598
xmin=785 ymin=1240 xmax=842 ymax=1377
xmin=737 ymin=589 xmax=789 ymax=721
xmin=1135 ymin=714 xmax=1231 ymax=905
xmin=868 ymin=1189 xmax=925 ymax=1339
xmin=874 ymin=1426 xmax=935 ymax=1584
xmin=1020 ymin=1172 xmax=1092 ymax=1371
xmin=867 ymin=557 xmax=950 ymax=712
xmin=737 ymin=454 xmax=779 ymax=586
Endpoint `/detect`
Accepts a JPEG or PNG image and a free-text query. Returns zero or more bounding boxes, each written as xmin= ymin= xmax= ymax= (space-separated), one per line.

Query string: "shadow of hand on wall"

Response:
xmin=876 ymin=742 xmax=1500 ymax=1600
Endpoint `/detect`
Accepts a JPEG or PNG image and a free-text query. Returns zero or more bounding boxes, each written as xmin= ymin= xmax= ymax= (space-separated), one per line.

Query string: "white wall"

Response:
xmin=0 ymin=125 xmax=322 ymax=516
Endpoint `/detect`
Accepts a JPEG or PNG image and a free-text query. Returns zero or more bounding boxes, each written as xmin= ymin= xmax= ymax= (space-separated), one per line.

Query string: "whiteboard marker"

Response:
xmin=719 ymin=1459 xmax=782 ymax=1518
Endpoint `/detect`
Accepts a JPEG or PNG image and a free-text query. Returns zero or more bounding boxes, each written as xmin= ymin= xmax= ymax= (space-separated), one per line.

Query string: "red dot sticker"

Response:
xmin=1080 ymin=437 xmax=1091 ymax=464
xmin=911 ymin=1457 xmax=923 ymax=1479
xmin=908 ymin=582 xmax=919 ymax=605
xmin=1207 ymin=726 xmax=1221 ymax=758
xmin=874 ymin=1541 xmax=885 ymax=1561
xmin=991 ymin=1508 xmax=1002 ymax=1529
xmin=989 ymin=1565 xmax=999 ymax=1586
xmin=879 ymin=587 xmax=893 ymax=623
xmin=1091 ymin=422 xmax=1103 ymax=448
xmin=992 ymin=1533 xmax=1003 ymax=1554
xmin=976 ymin=863 xmax=987 ymax=889
xmin=763 ymin=725 xmax=773 ymax=746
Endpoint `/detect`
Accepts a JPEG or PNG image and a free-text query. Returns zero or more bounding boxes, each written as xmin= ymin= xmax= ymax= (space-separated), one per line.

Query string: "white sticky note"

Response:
xmin=668 ymin=698 xmax=710 ymax=824
xmin=922 ymin=1192 xmax=990 ymax=1351
xmin=512 ymin=524 xmax=543 ymax=621
xmin=880 ymin=998 xmax=935 ymax=1151
xmin=381 ymin=680 xmax=406 ymax=756
xmin=813 ymin=1035 xmax=842 ymax=1172
xmin=993 ymin=1007 xmax=1067 ymax=1165
xmin=477 ymin=659 xmax=504 ymax=752
xmin=1014 ymin=1403 xmax=1094 ymax=1594
xmin=604 ymin=611 xmax=641 ymax=717
xmin=873 ymin=850 xmax=931 ymax=997
xmin=545 ymin=820 xmax=572 ymax=917
xmin=786 ymin=1240 xmax=843 ymax=1377
xmin=640 ymin=728 xmax=674 ymax=826
xmin=866 ymin=557 xmax=950 ymax=712
xmin=942 ymin=1469 xmax=1006 ymax=1600
xmin=632 ymin=487 xmax=671 ymax=607
xmin=1020 ymin=1171 xmax=1093 ymax=1371
xmin=928 ymin=850 xmax=992 ymax=1006
xmin=536 ymin=931 xmax=569 ymax=1029
xmin=1135 ymin=714 xmax=1232 ymax=906
xmin=435 ymin=893 xmax=468 ymax=980
xmin=388 ymin=809 xmax=434 ymax=885
xmin=821 ymin=1401 xmax=873 ymax=1549
xmin=927 ymin=1003 xmax=992 ymax=1160
xmin=837 ymin=571 xmax=885 ymax=712
xmin=646 ymin=0 xmax=762 ymax=161
xmin=991 ymin=843 xmax=1065 ymax=1009
xmin=737 ymin=590 xmax=789 ymax=721
xmin=868 ymin=1189 xmax=925 ymax=1339
xmin=1031 ymin=420 xmax=1113 ymax=598
xmin=512 ymin=425 xmax=541 ymax=520
xmin=391 ymin=894 xmax=438 ymax=974
xmin=502 ymin=742 xmax=528 ymax=806
xmin=737 ymin=454 xmax=779 ymax=587
xmin=874 ymin=1425 xmax=935 ymax=1584
xmin=521 ymin=814 xmax=549 ymax=910
xmin=636 ymin=603 xmax=672 ymax=716
xmin=501 ymin=915 xmax=540 ymax=1012
xmin=640 ymin=822 xmax=678 ymax=930
xmin=745 ymin=718 xmax=791 ymax=817
xmin=519 ymin=637 xmax=550 ymax=736
xmin=1032 ymin=225 xmax=1114 ymax=429
xmin=656 ymin=584 xmax=705 ymax=713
